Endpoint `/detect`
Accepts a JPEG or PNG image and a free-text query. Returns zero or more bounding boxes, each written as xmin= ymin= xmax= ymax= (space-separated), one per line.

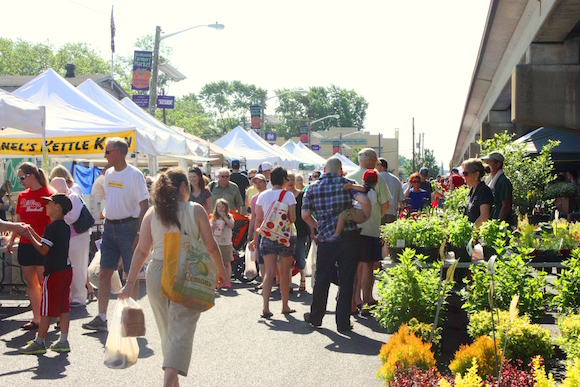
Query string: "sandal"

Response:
xmin=261 ymin=311 xmax=273 ymax=318
xmin=282 ymin=309 xmax=296 ymax=314
xmin=299 ymin=279 xmax=306 ymax=291
xmin=21 ymin=321 xmax=39 ymax=330
xmin=87 ymin=292 xmax=97 ymax=303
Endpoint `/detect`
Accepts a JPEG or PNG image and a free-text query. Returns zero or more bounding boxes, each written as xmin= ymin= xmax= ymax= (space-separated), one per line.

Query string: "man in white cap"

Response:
xmin=482 ymin=151 xmax=515 ymax=226
xmin=259 ymin=162 xmax=273 ymax=189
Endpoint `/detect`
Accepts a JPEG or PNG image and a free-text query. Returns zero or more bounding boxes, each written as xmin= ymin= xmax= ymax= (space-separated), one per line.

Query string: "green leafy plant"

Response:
xmin=449 ymin=336 xmax=502 ymax=379
xmin=479 ymin=131 xmax=559 ymax=211
xmin=557 ymin=312 xmax=580 ymax=360
xmin=373 ymin=248 xmax=451 ymax=332
xmin=466 ymin=310 xmax=554 ymax=366
xmin=564 ymin=358 xmax=580 ymax=387
xmin=448 ymin=215 xmax=475 ymax=248
xmin=381 ymin=218 xmax=415 ymax=248
xmin=478 ymin=219 xmax=509 ymax=248
xmin=376 ymin=324 xmax=436 ymax=382
xmin=552 ymin=249 xmax=580 ymax=314
xmin=407 ymin=318 xmax=442 ymax=353
xmin=460 ymin=250 xmax=547 ymax=319
xmin=413 ymin=217 xmax=447 ymax=248
xmin=544 ymin=182 xmax=580 ymax=199
xmin=443 ymin=185 xmax=469 ymax=215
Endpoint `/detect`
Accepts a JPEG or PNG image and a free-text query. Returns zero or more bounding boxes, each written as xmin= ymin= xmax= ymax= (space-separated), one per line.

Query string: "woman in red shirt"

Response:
xmin=8 ymin=162 xmax=53 ymax=330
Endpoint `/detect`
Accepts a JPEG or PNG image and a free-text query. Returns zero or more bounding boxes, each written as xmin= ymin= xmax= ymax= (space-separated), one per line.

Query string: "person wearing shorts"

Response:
xmin=249 ymin=166 xmax=297 ymax=318
xmin=83 ymin=138 xmax=149 ymax=332
xmin=19 ymin=193 xmax=73 ymax=354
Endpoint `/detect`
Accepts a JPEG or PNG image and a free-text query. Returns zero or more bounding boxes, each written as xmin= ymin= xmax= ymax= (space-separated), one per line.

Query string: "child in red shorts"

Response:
xmin=19 ymin=193 xmax=73 ymax=355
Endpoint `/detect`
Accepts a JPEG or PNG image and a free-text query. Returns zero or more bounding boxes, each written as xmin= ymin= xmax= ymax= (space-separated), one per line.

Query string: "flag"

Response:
xmin=110 ymin=6 xmax=116 ymax=53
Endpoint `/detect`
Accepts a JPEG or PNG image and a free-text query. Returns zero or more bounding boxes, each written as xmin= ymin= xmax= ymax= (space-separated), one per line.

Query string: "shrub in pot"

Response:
xmin=448 ymin=215 xmax=475 ymax=261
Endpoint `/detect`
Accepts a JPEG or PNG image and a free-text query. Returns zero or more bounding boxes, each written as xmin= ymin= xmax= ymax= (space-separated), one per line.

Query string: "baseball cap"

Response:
xmin=42 ymin=193 xmax=72 ymax=215
xmin=260 ymin=161 xmax=272 ymax=172
xmin=451 ymin=167 xmax=459 ymax=173
xmin=363 ymin=169 xmax=378 ymax=182
xmin=420 ymin=167 xmax=429 ymax=176
xmin=481 ymin=151 xmax=504 ymax=162
xmin=252 ymin=173 xmax=267 ymax=183
xmin=231 ymin=159 xmax=240 ymax=169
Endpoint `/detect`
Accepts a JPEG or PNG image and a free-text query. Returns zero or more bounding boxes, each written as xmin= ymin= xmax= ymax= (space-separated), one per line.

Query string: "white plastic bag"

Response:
xmin=244 ymin=245 xmax=257 ymax=280
xmin=305 ymin=241 xmax=316 ymax=277
xmin=104 ymin=298 xmax=140 ymax=369
xmin=88 ymin=250 xmax=123 ymax=294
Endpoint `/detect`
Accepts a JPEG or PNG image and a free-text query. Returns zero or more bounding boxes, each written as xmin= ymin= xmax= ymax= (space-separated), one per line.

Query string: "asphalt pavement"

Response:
xmin=0 ymin=276 xmax=392 ymax=386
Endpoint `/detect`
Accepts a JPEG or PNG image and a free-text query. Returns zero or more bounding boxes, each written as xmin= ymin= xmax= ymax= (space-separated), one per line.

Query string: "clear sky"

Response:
xmin=1 ymin=0 xmax=490 ymax=170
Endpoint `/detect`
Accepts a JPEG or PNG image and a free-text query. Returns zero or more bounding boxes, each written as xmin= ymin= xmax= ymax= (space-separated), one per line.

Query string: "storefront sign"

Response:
xmin=0 ymin=130 xmax=136 ymax=155
xmin=131 ymin=51 xmax=153 ymax=91
xmin=132 ymin=94 xmax=150 ymax=108
xmin=320 ymin=138 xmax=367 ymax=145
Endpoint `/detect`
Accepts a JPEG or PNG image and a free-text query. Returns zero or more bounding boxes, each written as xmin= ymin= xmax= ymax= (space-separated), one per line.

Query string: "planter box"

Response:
xmin=529 ymin=249 xmax=571 ymax=263
xmin=555 ymin=197 xmax=572 ymax=215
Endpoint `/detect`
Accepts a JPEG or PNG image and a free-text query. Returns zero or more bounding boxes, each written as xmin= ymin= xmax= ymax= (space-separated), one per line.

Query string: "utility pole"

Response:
xmin=422 ymin=133 xmax=425 ymax=161
xmin=412 ymin=117 xmax=416 ymax=172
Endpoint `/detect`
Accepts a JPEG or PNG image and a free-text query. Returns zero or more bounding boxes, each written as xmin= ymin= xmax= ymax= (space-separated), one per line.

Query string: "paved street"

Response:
xmin=0 ymin=276 xmax=391 ymax=386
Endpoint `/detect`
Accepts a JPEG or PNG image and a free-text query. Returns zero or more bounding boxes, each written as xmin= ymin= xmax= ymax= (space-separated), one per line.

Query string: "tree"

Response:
xmin=0 ymin=38 xmax=109 ymax=77
xmin=350 ymin=146 xmax=363 ymax=165
xmin=399 ymin=149 xmax=440 ymax=179
xmin=154 ymin=93 xmax=213 ymax=138
xmin=198 ymin=81 xmax=266 ymax=135
xmin=275 ymin=85 xmax=368 ymax=139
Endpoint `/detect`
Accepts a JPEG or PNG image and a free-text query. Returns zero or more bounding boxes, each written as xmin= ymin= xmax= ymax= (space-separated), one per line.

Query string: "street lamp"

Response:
xmin=308 ymin=114 xmax=339 ymax=148
xmin=260 ymin=89 xmax=308 ymax=136
xmin=149 ymin=22 xmax=224 ymax=116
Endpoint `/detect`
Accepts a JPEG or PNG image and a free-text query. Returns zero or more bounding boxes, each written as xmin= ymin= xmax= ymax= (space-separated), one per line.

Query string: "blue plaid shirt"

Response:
xmin=302 ymin=172 xmax=360 ymax=243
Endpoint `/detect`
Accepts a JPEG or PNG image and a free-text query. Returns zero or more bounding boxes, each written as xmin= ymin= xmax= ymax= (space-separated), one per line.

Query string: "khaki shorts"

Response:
xmin=218 ymin=244 xmax=234 ymax=263
xmin=340 ymin=207 xmax=367 ymax=224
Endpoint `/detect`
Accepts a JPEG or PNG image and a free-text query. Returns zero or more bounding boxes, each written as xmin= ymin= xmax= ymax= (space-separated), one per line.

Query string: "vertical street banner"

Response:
xmin=299 ymin=125 xmax=308 ymax=144
xmin=250 ymin=105 xmax=261 ymax=130
xmin=332 ymin=140 xmax=340 ymax=154
xmin=132 ymin=95 xmax=150 ymax=108
xmin=131 ymin=51 xmax=153 ymax=91
xmin=110 ymin=6 xmax=116 ymax=53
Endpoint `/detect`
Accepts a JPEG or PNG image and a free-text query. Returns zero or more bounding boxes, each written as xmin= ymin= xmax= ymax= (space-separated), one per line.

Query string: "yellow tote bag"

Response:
xmin=161 ymin=202 xmax=216 ymax=312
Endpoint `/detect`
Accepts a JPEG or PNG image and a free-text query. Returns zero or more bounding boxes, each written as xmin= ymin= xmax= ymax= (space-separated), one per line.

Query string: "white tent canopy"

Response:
xmin=282 ymin=140 xmax=327 ymax=169
xmin=0 ymin=89 xmax=45 ymax=135
xmin=332 ymin=153 xmax=359 ymax=173
xmin=244 ymin=129 xmax=300 ymax=170
xmin=120 ymin=97 xmax=204 ymax=156
xmin=214 ymin=126 xmax=287 ymax=170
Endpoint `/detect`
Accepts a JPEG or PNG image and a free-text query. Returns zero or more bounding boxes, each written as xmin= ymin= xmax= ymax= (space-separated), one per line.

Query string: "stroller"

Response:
xmin=229 ymin=211 xmax=254 ymax=282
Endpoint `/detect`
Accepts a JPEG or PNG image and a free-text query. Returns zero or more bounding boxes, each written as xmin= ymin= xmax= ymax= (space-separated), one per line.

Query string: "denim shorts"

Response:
xmin=293 ymin=235 xmax=308 ymax=270
xmin=259 ymin=236 xmax=297 ymax=257
xmin=100 ymin=218 xmax=139 ymax=273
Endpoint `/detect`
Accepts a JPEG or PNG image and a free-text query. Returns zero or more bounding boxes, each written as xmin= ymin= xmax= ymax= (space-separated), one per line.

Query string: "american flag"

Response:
xmin=110 ymin=6 xmax=116 ymax=53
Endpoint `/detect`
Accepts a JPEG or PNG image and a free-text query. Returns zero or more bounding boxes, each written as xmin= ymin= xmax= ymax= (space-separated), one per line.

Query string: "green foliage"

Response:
xmin=449 ymin=336 xmax=501 ymax=379
xmin=349 ymin=146 xmax=363 ymax=165
xmin=532 ymin=356 xmax=557 ymax=387
xmin=564 ymin=358 xmax=580 ymax=387
xmin=448 ymin=215 xmax=475 ymax=248
xmin=460 ymin=250 xmax=547 ymax=319
xmin=544 ymin=182 xmax=580 ymax=199
xmin=372 ymin=248 xmax=452 ymax=332
xmin=0 ymin=38 xmax=109 ymax=77
xmin=466 ymin=310 xmax=553 ymax=365
xmin=376 ymin=324 xmax=436 ymax=382
xmin=413 ymin=217 xmax=447 ymax=248
xmin=399 ymin=149 xmax=440 ymax=179
xmin=557 ymin=313 xmax=580 ymax=360
xmin=443 ymin=185 xmax=469 ymax=214
xmin=381 ymin=218 xmax=415 ymax=248
xmin=154 ymin=93 xmax=213 ymax=138
xmin=552 ymin=249 xmax=580 ymax=314
xmin=479 ymin=131 xmax=559 ymax=210
xmin=477 ymin=219 xmax=509 ymax=247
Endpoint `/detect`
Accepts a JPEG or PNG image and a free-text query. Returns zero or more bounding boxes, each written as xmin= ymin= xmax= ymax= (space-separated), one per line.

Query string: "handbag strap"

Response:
xmin=277 ymin=190 xmax=287 ymax=203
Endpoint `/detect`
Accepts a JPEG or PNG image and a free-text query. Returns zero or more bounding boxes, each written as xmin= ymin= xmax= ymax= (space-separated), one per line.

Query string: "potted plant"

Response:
xmin=447 ymin=215 xmax=474 ymax=262
xmin=413 ymin=217 xmax=447 ymax=262
xmin=544 ymin=182 xmax=579 ymax=215
xmin=477 ymin=219 xmax=509 ymax=258
xmin=381 ymin=218 xmax=415 ymax=261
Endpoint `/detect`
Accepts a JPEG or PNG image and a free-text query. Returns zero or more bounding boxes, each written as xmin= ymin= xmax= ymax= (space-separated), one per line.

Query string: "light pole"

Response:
xmin=308 ymin=114 xmax=339 ymax=148
xmin=260 ymin=89 xmax=308 ymax=136
xmin=149 ymin=22 xmax=224 ymax=116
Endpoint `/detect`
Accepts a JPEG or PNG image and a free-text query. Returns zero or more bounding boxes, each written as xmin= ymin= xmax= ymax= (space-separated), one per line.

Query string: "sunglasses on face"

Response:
xmin=219 ymin=175 xmax=229 ymax=178
xmin=463 ymin=171 xmax=469 ymax=176
xmin=411 ymin=180 xmax=420 ymax=183
xmin=19 ymin=173 xmax=31 ymax=181
xmin=105 ymin=149 xmax=117 ymax=155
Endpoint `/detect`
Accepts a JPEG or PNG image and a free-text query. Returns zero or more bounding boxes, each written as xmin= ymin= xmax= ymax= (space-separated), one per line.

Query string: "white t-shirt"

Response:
xmin=103 ymin=164 xmax=149 ymax=220
xmin=256 ymin=189 xmax=297 ymax=236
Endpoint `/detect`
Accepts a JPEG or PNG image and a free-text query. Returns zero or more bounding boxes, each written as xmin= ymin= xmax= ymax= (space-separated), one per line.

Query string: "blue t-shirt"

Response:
xmin=409 ymin=189 xmax=429 ymax=212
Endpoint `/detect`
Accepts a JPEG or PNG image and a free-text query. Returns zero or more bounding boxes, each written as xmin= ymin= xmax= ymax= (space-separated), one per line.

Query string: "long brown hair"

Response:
xmin=212 ymin=198 xmax=230 ymax=221
xmin=18 ymin=162 xmax=49 ymax=189
xmin=188 ymin=166 xmax=206 ymax=190
xmin=152 ymin=167 xmax=188 ymax=229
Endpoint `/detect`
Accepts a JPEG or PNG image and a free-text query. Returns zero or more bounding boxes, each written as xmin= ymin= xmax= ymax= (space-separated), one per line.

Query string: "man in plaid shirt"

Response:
xmin=301 ymin=157 xmax=371 ymax=332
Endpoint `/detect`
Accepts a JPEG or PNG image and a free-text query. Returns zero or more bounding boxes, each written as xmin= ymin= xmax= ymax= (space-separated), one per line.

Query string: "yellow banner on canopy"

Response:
xmin=0 ymin=130 xmax=136 ymax=155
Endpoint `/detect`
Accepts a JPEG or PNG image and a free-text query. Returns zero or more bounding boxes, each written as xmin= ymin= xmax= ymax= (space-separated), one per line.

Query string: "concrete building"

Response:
xmin=282 ymin=127 xmax=400 ymax=176
xmin=453 ymin=0 xmax=580 ymax=165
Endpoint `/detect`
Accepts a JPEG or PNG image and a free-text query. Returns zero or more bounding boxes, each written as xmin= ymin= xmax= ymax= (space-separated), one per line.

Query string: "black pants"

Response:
xmin=309 ymin=230 xmax=360 ymax=331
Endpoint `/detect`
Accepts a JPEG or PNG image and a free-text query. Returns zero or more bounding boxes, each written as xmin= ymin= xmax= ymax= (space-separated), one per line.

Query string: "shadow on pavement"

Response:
xmin=322 ymin=328 xmax=385 ymax=356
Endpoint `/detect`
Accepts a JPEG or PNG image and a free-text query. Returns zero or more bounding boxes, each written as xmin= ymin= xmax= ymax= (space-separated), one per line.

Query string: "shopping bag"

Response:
xmin=305 ymin=241 xmax=316 ymax=277
xmin=257 ymin=190 xmax=292 ymax=247
xmin=104 ymin=298 xmax=139 ymax=369
xmin=161 ymin=202 xmax=216 ymax=312
xmin=88 ymin=250 xmax=122 ymax=294
xmin=244 ymin=245 xmax=257 ymax=280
